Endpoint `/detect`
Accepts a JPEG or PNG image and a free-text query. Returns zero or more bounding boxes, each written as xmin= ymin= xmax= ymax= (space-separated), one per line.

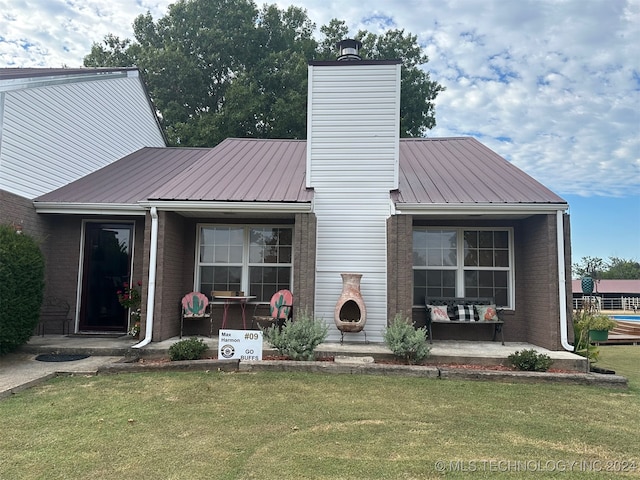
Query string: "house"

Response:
xmin=0 ymin=68 xmax=165 ymax=198
xmin=571 ymin=279 xmax=640 ymax=311
xmin=26 ymin=42 xmax=573 ymax=350
xmin=0 ymin=66 xmax=165 ymax=256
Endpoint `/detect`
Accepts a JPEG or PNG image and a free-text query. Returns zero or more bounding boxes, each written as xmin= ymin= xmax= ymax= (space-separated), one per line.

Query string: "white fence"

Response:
xmin=572 ymin=296 xmax=640 ymax=311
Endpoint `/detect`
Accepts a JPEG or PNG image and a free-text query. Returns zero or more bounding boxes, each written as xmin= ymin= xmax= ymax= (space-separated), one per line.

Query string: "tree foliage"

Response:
xmin=572 ymin=256 xmax=640 ymax=280
xmin=83 ymin=0 xmax=444 ymax=146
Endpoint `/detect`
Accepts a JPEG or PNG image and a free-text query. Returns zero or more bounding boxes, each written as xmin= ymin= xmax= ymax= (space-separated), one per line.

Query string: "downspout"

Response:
xmin=557 ymin=209 xmax=573 ymax=351
xmin=132 ymin=207 xmax=158 ymax=348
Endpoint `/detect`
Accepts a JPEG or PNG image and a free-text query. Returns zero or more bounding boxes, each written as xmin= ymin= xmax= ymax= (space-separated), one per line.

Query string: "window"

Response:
xmin=413 ymin=228 xmax=513 ymax=307
xmin=198 ymin=225 xmax=292 ymax=302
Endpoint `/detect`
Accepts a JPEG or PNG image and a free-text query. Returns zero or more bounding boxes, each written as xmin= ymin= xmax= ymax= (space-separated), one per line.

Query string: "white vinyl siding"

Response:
xmin=0 ymin=72 xmax=164 ymax=198
xmin=308 ymin=62 xmax=401 ymax=342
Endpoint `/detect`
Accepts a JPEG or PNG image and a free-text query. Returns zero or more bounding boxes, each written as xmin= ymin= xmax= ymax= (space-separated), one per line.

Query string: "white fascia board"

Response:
xmin=33 ymin=202 xmax=145 ymax=215
xmin=395 ymin=202 xmax=569 ymax=216
xmin=0 ymin=70 xmax=133 ymax=93
xmin=140 ymin=200 xmax=313 ymax=214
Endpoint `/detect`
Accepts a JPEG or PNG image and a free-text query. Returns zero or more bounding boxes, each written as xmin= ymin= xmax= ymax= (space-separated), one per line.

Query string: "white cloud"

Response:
xmin=1 ymin=0 xmax=638 ymax=198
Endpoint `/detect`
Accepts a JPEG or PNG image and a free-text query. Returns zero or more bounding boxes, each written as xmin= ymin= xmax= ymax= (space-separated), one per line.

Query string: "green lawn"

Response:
xmin=1 ymin=347 xmax=639 ymax=479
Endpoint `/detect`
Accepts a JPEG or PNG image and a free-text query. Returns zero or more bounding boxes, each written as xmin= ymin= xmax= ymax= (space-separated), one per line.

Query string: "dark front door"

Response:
xmin=79 ymin=222 xmax=133 ymax=332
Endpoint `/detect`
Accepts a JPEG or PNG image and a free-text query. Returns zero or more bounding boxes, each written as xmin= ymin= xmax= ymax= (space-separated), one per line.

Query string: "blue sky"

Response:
xmin=1 ymin=0 xmax=638 ymax=267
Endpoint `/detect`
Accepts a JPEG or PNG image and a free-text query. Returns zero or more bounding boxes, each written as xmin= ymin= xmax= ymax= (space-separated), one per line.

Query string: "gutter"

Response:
xmin=138 ymin=200 xmax=312 ymax=214
xmin=132 ymin=207 xmax=158 ymax=349
xmin=395 ymin=202 xmax=568 ymax=216
xmin=33 ymin=202 xmax=145 ymax=215
xmin=557 ymin=210 xmax=573 ymax=351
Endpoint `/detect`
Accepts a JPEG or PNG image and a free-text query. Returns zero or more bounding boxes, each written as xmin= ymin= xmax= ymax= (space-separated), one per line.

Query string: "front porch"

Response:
xmin=20 ymin=335 xmax=588 ymax=373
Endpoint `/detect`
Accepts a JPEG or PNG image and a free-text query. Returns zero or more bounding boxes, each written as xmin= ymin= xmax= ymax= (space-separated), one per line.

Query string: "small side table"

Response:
xmin=214 ymin=296 xmax=256 ymax=329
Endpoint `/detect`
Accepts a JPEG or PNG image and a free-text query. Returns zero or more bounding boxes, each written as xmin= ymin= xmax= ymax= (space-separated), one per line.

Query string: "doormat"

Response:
xmin=68 ymin=333 xmax=124 ymax=338
xmin=35 ymin=354 xmax=90 ymax=362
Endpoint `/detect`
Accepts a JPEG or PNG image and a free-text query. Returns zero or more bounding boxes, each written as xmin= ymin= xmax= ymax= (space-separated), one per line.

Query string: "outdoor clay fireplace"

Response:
xmin=334 ymin=273 xmax=367 ymax=343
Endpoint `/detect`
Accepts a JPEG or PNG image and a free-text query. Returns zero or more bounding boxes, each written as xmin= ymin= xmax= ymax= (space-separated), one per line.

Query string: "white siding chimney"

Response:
xmin=307 ymin=57 xmax=401 ymax=342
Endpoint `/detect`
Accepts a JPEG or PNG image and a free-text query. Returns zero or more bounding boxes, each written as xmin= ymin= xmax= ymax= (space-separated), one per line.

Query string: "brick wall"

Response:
xmin=293 ymin=213 xmax=317 ymax=314
xmin=387 ymin=214 xmax=413 ymax=322
xmin=516 ymin=214 xmax=563 ymax=349
xmin=0 ymin=190 xmax=49 ymax=245
xmin=150 ymin=211 xmax=187 ymax=341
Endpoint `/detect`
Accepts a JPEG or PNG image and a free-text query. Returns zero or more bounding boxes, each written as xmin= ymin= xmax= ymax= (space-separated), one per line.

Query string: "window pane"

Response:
xmin=200 ymin=246 xmax=213 ymax=263
xmin=423 ymin=270 xmax=456 ymax=299
xmin=479 ymin=250 xmax=493 ymax=267
xmin=479 ymin=231 xmax=493 ymax=248
xmin=494 ymin=231 xmax=508 ymax=248
xmin=279 ymin=246 xmax=292 ymax=263
xmin=495 ymin=250 xmax=509 ymax=267
xmin=249 ymin=266 xmax=291 ymax=302
xmin=229 ymin=246 xmax=243 ymax=263
xmin=249 ymin=245 xmax=263 ymax=263
xmin=413 ymin=249 xmax=427 ymax=266
xmin=214 ymin=245 xmax=228 ymax=263
xmin=464 ymin=249 xmax=478 ymax=267
xmin=464 ymin=231 xmax=478 ymax=249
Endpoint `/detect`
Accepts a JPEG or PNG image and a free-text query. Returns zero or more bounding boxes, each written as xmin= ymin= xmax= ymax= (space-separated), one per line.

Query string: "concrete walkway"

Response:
xmin=0 ymin=335 xmax=592 ymax=398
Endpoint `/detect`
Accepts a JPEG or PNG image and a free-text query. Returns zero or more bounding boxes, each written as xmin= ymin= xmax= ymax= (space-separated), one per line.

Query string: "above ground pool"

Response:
xmin=611 ymin=315 xmax=640 ymax=322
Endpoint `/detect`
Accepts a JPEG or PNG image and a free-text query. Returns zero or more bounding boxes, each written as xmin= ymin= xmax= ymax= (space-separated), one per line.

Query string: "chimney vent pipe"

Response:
xmin=336 ymin=39 xmax=362 ymax=61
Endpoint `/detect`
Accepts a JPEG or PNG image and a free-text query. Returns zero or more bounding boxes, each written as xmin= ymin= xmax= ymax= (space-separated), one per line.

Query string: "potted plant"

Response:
xmin=580 ymin=314 xmax=617 ymax=342
xmin=117 ymin=281 xmax=142 ymax=338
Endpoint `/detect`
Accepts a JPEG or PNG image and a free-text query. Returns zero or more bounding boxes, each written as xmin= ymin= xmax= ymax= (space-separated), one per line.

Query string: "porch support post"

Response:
xmin=133 ymin=206 xmax=158 ymax=348
xmin=557 ymin=209 xmax=573 ymax=351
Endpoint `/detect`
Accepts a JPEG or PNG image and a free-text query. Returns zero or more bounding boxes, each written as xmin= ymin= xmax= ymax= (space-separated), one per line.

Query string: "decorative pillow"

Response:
xmin=428 ymin=305 xmax=450 ymax=322
xmin=454 ymin=305 xmax=476 ymax=322
xmin=475 ymin=304 xmax=499 ymax=322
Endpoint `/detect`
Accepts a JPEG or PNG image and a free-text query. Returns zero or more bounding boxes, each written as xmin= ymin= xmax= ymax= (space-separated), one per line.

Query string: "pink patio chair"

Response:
xmin=252 ymin=289 xmax=293 ymax=330
xmin=180 ymin=291 xmax=212 ymax=338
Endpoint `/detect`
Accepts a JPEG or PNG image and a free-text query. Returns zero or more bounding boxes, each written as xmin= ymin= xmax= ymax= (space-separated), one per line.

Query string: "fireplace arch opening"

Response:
xmin=338 ymin=299 xmax=362 ymax=323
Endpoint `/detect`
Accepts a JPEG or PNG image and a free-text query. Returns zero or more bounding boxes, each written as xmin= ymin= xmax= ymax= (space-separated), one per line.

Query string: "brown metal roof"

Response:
xmin=148 ymin=138 xmax=311 ymax=202
xmin=35 ymin=147 xmax=212 ymax=203
xmin=35 ymin=139 xmax=313 ymax=204
xmin=396 ymin=137 xmax=566 ymax=204
xmin=572 ymin=279 xmax=640 ymax=294
xmin=35 ymin=137 xmax=564 ymax=207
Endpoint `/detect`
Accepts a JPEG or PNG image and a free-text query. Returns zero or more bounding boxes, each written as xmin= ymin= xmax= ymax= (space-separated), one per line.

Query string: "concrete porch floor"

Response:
xmin=19 ymin=334 xmax=589 ymax=373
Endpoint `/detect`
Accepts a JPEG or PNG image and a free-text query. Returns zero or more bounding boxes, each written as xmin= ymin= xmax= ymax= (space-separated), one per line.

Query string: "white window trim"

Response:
xmin=413 ymin=226 xmax=515 ymax=309
xmin=195 ymin=223 xmax=294 ymax=302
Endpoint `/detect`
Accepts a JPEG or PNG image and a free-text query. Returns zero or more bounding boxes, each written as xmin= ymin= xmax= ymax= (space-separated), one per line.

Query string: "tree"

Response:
xmin=83 ymin=0 xmax=444 ymax=146
xmin=572 ymin=256 xmax=640 ymax=279
xmin=572 ymin=256 xmax=605 ymax=279
xmin=601 ymin=257 xmax=640 ymax=279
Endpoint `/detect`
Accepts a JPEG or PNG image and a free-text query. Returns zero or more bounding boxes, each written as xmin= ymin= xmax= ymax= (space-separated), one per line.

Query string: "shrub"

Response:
xmin=572 ymin=310 xmax=603 ymax=363
xmin=169 ymin=338 xmax=208 ymax=361
xmin=383 ymin=314 xmax=430 ymax=365
xmin=508 ymin=349 xmax=553 ymax=372
xmin=262 ymin=309 xmax=328 ymax=361
xmin=0 ymin=225 xmax=45 ymax=355
xmin=579 ymin=314 xmax=617 ymax=332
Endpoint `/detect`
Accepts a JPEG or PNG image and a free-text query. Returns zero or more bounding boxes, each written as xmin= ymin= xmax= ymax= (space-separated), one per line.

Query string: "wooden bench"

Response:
xmin=425 ymin=297 xmax=504 ymax=345
xmin=37 ymin=297 xmax=72 ymax=336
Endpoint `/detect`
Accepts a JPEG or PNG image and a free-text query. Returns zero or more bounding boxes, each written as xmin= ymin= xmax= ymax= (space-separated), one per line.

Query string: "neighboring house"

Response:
xmin=28 ymin=43 xmax=573 ymax=350
xmin=0 ymin=68 xmax=165 ymax=199
xmin=572 ymin=279 xmax=640 ymax=310
xmin=0 ymin=67 xmax=165 ymax=319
